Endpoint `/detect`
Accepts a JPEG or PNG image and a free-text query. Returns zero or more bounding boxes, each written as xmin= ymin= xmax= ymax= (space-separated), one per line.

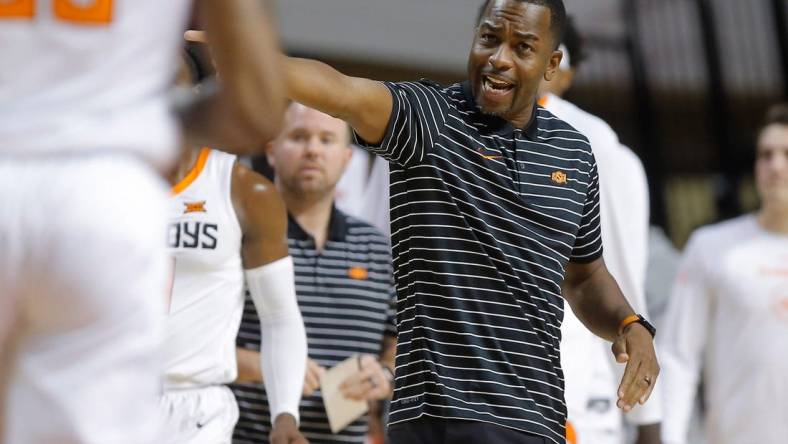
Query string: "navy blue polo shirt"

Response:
xmin=354 ymin=80 xmax=603 ymax=444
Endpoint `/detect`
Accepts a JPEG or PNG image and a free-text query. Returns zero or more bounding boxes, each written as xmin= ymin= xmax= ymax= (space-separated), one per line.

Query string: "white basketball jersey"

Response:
xmin=165 ymin=148 xmax=244 ymax=388
xmin=0 ymin=0 xmax=191 ymax=168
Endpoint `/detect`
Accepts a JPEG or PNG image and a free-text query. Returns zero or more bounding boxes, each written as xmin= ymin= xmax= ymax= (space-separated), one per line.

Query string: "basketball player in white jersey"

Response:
xmin=0 ymin=1 xmax=286 ymax=442
xmin=164 ymin=144 xmax=308 ymax=444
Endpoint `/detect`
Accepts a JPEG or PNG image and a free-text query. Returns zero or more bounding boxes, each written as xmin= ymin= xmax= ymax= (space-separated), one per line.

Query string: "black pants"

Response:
xmin=388 ymin=417 xmax=550 ymax=444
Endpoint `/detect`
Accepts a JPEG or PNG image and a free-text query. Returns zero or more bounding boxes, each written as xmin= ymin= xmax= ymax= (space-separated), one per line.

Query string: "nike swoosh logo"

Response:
xmin=477 ymin=147 xmax=503 ymax=160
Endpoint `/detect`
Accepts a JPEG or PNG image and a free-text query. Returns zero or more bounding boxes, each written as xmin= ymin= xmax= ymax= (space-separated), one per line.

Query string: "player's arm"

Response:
xmin=562 ymin=258 xmax=659 ymax=412
xmin=236 ymin=347 xmax=263 ymax=383
xmin=232 ymin=163 xmax=289 ymax=267
xmin=231 ymin=163 xmax=307 ymax=441
xmin=236 ymin=346 xmax=326 ymax=399
xmin=179 ymin=0 xmax=285 ymax=154
xmin=283 ymin=57 xmax=393 ymax=144
xmin=182 ymin=29 xmax=393 ymax=145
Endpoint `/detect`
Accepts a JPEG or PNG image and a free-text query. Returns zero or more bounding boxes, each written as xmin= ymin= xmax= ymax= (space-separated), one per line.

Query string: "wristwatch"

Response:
xmin=618 ymin=314 xmax=656 ymax=338
xmin=380 ymin=364 xmax=395 ymax=384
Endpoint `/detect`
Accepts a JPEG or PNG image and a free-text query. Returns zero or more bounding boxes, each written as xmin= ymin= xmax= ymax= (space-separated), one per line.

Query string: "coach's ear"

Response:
xmin=544 ymin=49 xmax=562 ymax=82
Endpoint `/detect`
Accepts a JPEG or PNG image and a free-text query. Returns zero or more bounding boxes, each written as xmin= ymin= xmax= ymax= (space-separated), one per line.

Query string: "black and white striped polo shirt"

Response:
xmin=231 ymin=208 xmax=396 ymax=444
xmin=353 ymin=80 xmax=603 ymax=444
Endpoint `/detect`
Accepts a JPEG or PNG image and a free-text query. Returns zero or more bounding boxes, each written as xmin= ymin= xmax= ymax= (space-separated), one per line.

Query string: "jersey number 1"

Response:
xmin=0 ymin=0 xmax=113 ymax=24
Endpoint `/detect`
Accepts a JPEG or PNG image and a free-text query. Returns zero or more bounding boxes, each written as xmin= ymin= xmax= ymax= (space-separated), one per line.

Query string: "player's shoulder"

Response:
xmin=232 ymin=161 xmax=274 ymax=191
xmin=231 ymin=162 xmax=287 ymax=237
xmin=231 ymin=161 xmax=282 ymax=210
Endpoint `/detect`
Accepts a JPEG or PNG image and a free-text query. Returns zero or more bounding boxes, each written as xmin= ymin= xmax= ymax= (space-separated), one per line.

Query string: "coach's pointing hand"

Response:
xmin=612 ymin=323 xmax=659 ymax=412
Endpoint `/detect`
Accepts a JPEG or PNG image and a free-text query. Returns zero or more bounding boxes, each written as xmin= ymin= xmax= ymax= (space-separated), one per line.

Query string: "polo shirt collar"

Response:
xmin=287 ymin=204 xmax=347 ymax=243
xmin=460 ymin=81 xmax=540 ymax=140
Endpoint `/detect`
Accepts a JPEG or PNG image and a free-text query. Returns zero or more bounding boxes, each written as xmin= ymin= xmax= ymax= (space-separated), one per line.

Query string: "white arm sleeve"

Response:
xmin=658 ymin=235 xmax=713 ymax=444
xmin=246 ymin=256 xmax=307 ymax=425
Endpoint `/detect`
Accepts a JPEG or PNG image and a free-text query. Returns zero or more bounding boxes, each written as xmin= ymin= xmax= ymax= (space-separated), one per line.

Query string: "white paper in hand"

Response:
xmin=319 ymin=355 xmax=369 ymax=434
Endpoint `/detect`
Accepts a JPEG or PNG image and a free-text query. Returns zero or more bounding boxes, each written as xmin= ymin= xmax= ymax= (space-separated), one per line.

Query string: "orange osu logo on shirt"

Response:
xmin=183 ymin=201 xmax=207 ymax=214
xmin=348 ymin=266 xmax=369 ymax=280
xmin=551 ymin=171 xmax=568 ymax=185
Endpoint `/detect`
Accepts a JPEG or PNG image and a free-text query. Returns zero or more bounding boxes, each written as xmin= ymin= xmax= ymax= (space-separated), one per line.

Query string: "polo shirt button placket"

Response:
xmin=513 ymin=130 xmax=527 ymax=197
xmin=311 ymin=239 xmax=321 ymax=285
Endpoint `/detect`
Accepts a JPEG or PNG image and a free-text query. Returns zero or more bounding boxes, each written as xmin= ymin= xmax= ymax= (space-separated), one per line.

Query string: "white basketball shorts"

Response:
xmin=160 ymin=385 xmax=239 ymax=444
xmin=0 ymin=153 xmax=169 ymax=444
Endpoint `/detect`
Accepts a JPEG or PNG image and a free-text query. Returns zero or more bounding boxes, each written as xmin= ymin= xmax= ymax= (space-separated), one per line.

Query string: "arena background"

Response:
xmin=272 ymin=0 xmax=788 ymax=247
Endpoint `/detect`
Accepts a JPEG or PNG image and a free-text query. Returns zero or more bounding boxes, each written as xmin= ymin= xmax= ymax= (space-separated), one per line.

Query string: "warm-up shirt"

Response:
xmin=660 ymin=214 xmax=788 ymax=444
xmin=354 ymin=80 xmax=604 ymax=444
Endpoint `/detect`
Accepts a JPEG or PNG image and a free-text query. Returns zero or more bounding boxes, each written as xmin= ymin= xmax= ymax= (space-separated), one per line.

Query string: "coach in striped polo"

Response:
xmin=232 ymin=103 xmax=397 ymax=444
xmin=283 ymin=0 xmax=659 ymax=442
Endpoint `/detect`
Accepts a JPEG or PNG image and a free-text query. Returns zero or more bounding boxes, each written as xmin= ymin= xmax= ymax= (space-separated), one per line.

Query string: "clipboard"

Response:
xmin=319 ymin=355 xmax=369 ymax=434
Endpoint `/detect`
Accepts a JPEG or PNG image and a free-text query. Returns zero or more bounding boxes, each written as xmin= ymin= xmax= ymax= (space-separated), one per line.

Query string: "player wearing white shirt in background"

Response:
xmin=660 ymin=104 xmax=788 ymax=444
xmin=0 ymin=1 xmax=286 ymax=442
xmin=538 ymin=18 xmax=661 ymax=444
xmin=165 ymin=145 xmax=307 ymax=444
xmin=334 ymin=146 xmax=372 ymax=218
xmin=161 ymin=52 xmax=307 ymax=444
xmin=334 ymin=150 xmax=391 ymax=237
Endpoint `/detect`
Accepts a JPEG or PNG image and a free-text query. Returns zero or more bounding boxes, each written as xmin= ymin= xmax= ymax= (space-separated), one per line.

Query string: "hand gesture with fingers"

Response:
xmin=303 ymin=358 xmax=325 ymax=397
xmin=339 ymin=354 xmax=393 ymax=401
xmin=612 ymin=322 xmax=659 ymax=412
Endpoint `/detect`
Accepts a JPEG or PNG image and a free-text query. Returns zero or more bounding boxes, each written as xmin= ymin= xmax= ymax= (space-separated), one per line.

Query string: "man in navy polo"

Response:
xmin=278 ymin=1 xmax=660 ymax=442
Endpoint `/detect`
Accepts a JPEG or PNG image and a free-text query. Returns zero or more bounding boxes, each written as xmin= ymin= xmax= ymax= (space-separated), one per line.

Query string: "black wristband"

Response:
xmin=630 ymin=314 xmax=657 ymax=339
